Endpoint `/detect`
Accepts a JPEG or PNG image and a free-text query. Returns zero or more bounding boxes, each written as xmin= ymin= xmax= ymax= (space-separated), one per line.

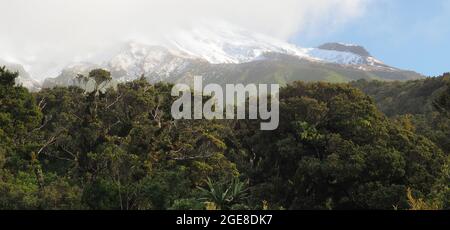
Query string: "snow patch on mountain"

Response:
xmin=105 ymin=42 xmax=201 ymax=82
xmin=306 ymin=49 xmax=366 ymax=65
xmin=154 ymin=23 xmax=388 ymax=69
xmin=165 ymin=22 xmax=313 ymax=64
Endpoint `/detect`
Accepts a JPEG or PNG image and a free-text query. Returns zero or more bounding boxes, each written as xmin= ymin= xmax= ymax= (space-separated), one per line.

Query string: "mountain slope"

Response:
xmin=41 ymin=23 xmax=423 ymax=88
xmin=43 ymin=43 xmax=422 ymax=89
xmin=351 ymin=73 xmax=450 ymax=116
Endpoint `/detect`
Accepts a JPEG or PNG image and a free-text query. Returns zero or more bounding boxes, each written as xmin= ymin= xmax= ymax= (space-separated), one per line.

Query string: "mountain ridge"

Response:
xmin=3 ymin=23 xmax=424 ymax=90
xmin=42 ymin=39 xmax=422 ymax=89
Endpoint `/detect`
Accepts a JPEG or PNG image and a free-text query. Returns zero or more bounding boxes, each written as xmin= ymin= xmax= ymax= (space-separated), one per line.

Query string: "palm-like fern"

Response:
xmin=197 ymin=177 xmax=249 ymax=210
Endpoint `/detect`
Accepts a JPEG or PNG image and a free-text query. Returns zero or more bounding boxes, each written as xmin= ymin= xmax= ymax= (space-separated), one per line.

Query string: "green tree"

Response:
xmin=236 ymin=82 xmax=446 ymax=209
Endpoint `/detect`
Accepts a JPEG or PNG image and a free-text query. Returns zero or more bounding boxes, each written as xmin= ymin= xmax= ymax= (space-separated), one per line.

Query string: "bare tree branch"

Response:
xmin=37 ymin=135 xmax=58 ymax=156
xmin=37 ymin=97 xmax=47 ymax=111
xmin=32 ymin=115 xmax=51 ymax=132
xmin=170 ymin=153 xmax=215 ymax=161
xmin=106 ymin=119 xmax=122 ymax=133
xmin=106 ymin=93 xmax=124 ymax=110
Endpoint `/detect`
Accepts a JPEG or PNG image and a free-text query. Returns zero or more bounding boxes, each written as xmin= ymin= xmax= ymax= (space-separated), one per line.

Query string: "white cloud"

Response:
xmin=0 ymin=0 xmax=369 ymax=80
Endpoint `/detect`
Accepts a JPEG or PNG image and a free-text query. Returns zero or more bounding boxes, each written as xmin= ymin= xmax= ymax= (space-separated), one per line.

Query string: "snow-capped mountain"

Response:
xmin=310 ymin=43 xmax=387 ymax=67
xmin=41 ymin=23 xmax=422 ymax=89
xmin=164 ymin=22 xmax=312 ymax=64
xmin=162 ymin=23 xmax=389 ymax=69
xmin=42 ymin=62 xmax=101 ymax=88
xmin=106 ymin=43 xmax=203 ymax=82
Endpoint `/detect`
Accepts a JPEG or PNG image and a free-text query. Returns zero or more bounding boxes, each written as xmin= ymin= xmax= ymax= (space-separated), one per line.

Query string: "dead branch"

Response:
xmin=106 ymin=93 xmax=124 ymax=110
xmin=38 ymin=97 xmax=47 ymax=111
xmin=60 ymin=145 xmax=78 ymax=160
xmin=37 ymin=135 xmax=58 ymax=156
xmin=32 ymin=115 xmax=51 ymax=132
xmin=150 ymin=102 xmax=162 ymax=128
xmin=170 ymin=153 xmax=215 ymax=161
xmin=106 ymin=119 xmax=122 ymax=133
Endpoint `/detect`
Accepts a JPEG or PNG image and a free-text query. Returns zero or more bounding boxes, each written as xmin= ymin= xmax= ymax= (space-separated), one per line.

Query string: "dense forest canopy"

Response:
xmin=0 ymin=67 xmax=448 ymax=210
xmin=352 ymin=74 xmax=450 ymax=157
xmin=351 ymin=74 xmax=450 ymax=116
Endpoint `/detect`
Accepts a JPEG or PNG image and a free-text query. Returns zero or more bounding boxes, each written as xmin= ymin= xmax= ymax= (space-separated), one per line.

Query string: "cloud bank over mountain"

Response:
xmin=0 ymin=0 xmax=369 ymax=80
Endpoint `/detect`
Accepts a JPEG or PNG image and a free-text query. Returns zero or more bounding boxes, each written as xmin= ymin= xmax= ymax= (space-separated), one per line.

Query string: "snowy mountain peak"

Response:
xmin=165 ymin=22 xmax=311 ymax=64
xmin=318 ymin=42 xmax=371 ymax=57
xmin=308 ymin=42 xmax=387 ymax=67
xmin=39 ymin=22 xmax=415 ymax=90
xmin=149 ymin=23 xmax=388 ymax=68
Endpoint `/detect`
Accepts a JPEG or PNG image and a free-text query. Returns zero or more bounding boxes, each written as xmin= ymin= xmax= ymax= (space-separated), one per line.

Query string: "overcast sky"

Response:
xmin=0 ymin=0 xmax=448 ymax=79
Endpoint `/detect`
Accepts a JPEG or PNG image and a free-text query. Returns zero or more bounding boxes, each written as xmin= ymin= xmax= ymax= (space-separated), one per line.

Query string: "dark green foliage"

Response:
xmin=0 ymin=68 xmax=448 ymax=210
xmin=352 ymin=74 xmax=450 ymax=208
xmin=351 ymin=77 xmax=448 ymax=116
xmin=29 ymin=74 xmax=238 ymax=210
xmin=235 ymin=82 xmax=446 ymax=209
xmin=0 ymin=67 xmax=81 ymax=209
xmin=434 ymin=73 xmax=450 ymax=114
xmin=0 ymin=66 xmax=17 ymax=87
xmin=352 ymin=74 xmax=450 ymax=154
